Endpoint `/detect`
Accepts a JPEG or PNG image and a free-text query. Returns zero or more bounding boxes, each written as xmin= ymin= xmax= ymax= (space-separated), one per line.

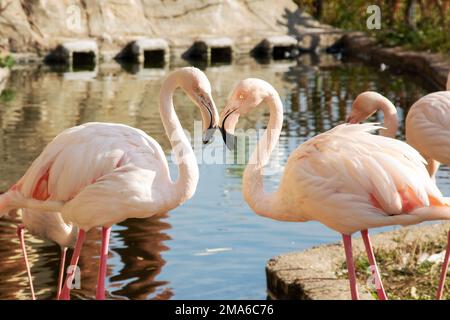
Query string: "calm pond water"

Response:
xmin=0 ymin=54 xmax=447 ymax=299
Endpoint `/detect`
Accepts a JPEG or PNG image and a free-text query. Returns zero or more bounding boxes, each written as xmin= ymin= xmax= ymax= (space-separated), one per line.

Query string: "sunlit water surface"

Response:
xmin=0 ymin=55 xmax=446 ymax=299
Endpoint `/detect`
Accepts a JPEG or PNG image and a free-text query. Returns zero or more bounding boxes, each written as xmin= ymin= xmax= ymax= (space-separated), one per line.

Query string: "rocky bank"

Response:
xmin=0 ymin=0 xmax=342 ymax=61
xmin=267 ymin=222 xmax=450 ymax=300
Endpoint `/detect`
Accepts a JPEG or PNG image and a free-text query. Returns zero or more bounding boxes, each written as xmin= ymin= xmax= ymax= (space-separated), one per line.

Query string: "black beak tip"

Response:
xmin=203 ymin=139 xmax=213 ymax=145
xmin=219 ymin=127 xmax=237 ymax=151
xmin=202 ymin=126 xmax=217 ymax=145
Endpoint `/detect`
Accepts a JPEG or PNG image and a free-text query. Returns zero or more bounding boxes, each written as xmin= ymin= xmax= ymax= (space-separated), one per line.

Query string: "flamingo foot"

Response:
xmin=59 ymin=229 xmax=86 ymax=300
xmin=361 ymin=230 xmax=388 ymax=300
xmin=342 ymin=234 xmax=359 ymax=300
xmin=17 ymin=225 xmax=35 ymax=300
xmin=436 ymin=230 xmax=450 ymax=300
xmin=96 ymin=227 xmax=111 ymax=300
xmin=56 ymin=247 xmax=68 ymax=300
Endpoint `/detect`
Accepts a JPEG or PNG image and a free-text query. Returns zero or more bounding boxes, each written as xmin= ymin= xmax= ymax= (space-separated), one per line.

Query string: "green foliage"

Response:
xmin=354 ymin=255 xmax=370 ymax=273
xmin=0 ymin=54 xmax=15 ymax=69
xmin=297 ymin=0 xmax=450 ymax=54
xmin=0 ymin=89 xmax=15 ymax=103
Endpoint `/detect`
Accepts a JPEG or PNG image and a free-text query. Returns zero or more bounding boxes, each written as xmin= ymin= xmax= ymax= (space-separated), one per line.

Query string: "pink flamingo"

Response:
xmin=348 ymin=85 xmax=450 ymax=299
xmin=0 ymin=67 xmax=219 ymax=300
xmin=219 ymin=78 xmax=450 ymax=300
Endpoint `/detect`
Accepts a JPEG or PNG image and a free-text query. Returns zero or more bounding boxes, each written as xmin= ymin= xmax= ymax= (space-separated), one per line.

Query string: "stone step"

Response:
xmin=184 ymin=37 xmax=233 ymax=62
xmin=46 ymin=40 xmax=98 ymax=65
xmin=129 ymin=38 xmax=169 ymax=64
xmin=252 ymin=35 xmax=299 ymax=60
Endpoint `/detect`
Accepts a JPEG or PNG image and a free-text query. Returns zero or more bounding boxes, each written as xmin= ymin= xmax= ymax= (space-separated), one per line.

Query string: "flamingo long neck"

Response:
xmin=377 ymin=96 xmax=398 ymax=138
xmin=242 ymin=92 xmax=296 ymax=221
xmin=159 ymin=76 xmax=199 ymax=206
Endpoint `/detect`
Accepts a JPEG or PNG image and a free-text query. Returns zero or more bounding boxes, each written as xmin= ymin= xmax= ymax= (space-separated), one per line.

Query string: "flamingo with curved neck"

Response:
xmin=220 ymin=78 xmax=450 ymax=300
xmin=0 ymin=67 xmax=219 ymax=300
xmin=347 ymin=91 xmax=398 ymax=138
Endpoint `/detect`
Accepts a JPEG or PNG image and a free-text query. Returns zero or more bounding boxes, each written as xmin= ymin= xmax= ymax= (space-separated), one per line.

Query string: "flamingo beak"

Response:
xmin=198 ymin=93 xmax=219 ymax=144
xmin=219 ymin=107 xmax=239 ymax=151
xmin=203 ymin=126 xmax=217 ymax=145
xmin=219 ymin=127 xmax=237 ymax=151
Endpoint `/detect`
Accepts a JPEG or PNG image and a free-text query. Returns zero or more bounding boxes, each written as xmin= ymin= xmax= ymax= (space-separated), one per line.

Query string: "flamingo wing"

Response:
xmin=60 ymin=154 xmax=172 ymax=230
xmin=282 ymin=123 xmax=446 ymax=234
xmin=18 ymin=122 xmax=169 ymax=201
xmin=406 ymin=91 xmax=450 ymax=165
xmin=1 ymin=122 xmax=172 ymax=241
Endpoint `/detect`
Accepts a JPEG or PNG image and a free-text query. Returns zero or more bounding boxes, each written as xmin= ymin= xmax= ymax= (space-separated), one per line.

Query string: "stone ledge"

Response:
xmin=0 ymin=1 xmax=344 ymax=63
xmin=46 ymin=39 xmax=99 ymax=65
xmin=183 ymin=37 xmax=234 ymax=62
xmin=251 ymin=35 xmax=299 ymax=60
xmin=266 ymin=222 xmax=450 ymax=300
xmin=332 ymin=32 xmax=450 ymax=90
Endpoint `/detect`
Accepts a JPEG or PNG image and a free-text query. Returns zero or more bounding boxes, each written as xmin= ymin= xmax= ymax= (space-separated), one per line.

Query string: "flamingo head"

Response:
xmin=219 ymin=78 xmax=274 ymax=150
xmin=175 ymin=67 xmax=219 ymax=144
xmin=346 ymin=91 xmax=383 ymax=124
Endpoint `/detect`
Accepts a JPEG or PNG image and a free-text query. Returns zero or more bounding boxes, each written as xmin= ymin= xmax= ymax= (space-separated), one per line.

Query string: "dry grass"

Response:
xmin=338 ymin=234 xmax=449 ymax=300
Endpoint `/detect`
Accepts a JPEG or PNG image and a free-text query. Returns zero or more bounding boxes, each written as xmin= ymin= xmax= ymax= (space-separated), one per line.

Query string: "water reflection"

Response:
xmin=110 ymin=215 xmax=172 ymax=300
xmin=0 ymin=54 xmax=443 ymax=299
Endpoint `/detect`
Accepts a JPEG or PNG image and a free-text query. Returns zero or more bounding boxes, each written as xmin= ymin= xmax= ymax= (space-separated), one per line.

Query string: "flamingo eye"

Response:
xmin=239 ymin=94 xmax=245 ymax=100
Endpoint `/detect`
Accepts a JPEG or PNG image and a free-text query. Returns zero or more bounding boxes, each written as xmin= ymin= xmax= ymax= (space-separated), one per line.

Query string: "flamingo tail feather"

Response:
xmin=410 ymin=205 xmax=450 ymax=221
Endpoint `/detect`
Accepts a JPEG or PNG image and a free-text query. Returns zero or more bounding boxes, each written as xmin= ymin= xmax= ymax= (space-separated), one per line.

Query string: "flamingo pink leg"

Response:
xmin=59 ymin=229 xmax=86 ymax=300
xmin=436 ymin=231 xmax=450 ymax=300
xmin=17 ymin=225 xmax=36 ymax=300
xmin=96 ymin=227 xmax=111 ymax=300
xmin=361 ymin=230 xmax=387 ymax=300
xmin=56 ymin=247 xmax=67 ymax=300
xmin=342 ymin=234 xmax=359 ymax=300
